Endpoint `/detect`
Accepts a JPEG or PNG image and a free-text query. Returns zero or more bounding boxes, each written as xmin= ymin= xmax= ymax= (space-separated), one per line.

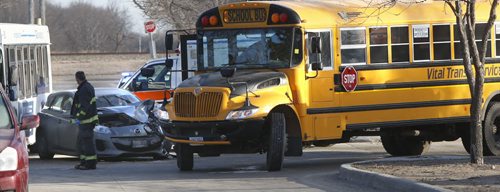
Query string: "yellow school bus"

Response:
xmin=163 ymin=0 xmax=500 ymax=171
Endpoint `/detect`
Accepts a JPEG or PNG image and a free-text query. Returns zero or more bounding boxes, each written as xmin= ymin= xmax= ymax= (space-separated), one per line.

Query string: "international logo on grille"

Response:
xmin=193 ymin=87 xmax=203 ymax=97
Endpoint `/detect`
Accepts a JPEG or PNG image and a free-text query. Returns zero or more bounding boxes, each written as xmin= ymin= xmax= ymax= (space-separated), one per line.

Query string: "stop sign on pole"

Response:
xmin=144 ymin=21 xmax=156 ymax=33
xmin=341 ymin=66 xmax=358 ymax=92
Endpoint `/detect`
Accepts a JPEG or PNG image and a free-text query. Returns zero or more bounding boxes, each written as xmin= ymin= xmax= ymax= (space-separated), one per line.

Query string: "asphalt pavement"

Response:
xmin=29 ymin=140 xmax=467 ymax=192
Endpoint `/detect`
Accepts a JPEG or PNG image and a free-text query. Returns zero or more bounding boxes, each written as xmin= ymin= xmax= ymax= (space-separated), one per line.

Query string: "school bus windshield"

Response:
xmin=198 ymin=27 xmax=302 ymax=70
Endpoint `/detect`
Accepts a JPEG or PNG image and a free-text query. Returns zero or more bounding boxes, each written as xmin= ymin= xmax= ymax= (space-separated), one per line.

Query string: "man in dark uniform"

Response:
xmin=70 ymin=71 xmax=99 ymax=170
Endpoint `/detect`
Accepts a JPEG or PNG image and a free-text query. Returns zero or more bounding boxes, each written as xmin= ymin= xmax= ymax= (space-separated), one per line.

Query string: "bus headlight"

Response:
xmin=0 ymin=147 xmax=18 ymax=171
xmin=226 ymin=109 xmax=258 ymax=120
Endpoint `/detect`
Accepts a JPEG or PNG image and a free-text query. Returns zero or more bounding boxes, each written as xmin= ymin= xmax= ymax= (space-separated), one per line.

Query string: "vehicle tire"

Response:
xmin=457 ymin=124 xmax=472 ymax=154
xmin=266 ymin=112 xmax=286 ymax=171
xmin=483 ymin=103 xmax=500 ymax=156
xmin=176 ymin=144 xmax=193 ymax=171
xmin=37 ymin=132 xmax=54 ymax=160
xmin=381 ymin=134 xmax=431 ymax=156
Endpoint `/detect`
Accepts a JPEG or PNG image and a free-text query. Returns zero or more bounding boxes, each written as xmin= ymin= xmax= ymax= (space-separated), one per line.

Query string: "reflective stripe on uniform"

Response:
xmin=80 ymin=155 xmax=85 ymax=160
xmin=90 ymin=97 xmax=96 ymax=104
xmin=78 ymin=111 xmax=86 ymax=116
xmin=84 ymin=155 xmax=97 ymax=160
xmin=80 ymin=115 xmax=99 ymax=124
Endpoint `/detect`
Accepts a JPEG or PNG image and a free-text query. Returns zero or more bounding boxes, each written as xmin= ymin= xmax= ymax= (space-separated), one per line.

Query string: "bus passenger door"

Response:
xmin=306 ymin=30 xmax=343 ymax=140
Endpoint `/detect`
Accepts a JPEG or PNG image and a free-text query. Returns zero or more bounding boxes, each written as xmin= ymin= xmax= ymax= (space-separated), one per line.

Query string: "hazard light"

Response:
xmin=267 ymin=4 xmax=300 ymax=25
xmin=197 ymin=7 xmax=223 ymax=28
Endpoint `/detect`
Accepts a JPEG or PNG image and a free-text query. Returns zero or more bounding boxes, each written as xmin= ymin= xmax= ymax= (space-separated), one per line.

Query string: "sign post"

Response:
xmin=341 ymin=66 xmax=358 ymax=92
xmin=144 ymin=20 xmax=157 ymax=59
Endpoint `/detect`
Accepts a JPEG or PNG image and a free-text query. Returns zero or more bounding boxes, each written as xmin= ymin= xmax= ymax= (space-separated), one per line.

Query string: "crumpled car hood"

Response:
xmin=0 ymin=129 xmax=14 ymax=152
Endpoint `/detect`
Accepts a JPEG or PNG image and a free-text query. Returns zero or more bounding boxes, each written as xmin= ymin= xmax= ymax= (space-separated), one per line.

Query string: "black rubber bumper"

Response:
xmin=162 ymin=119 xmax=266 ymax=144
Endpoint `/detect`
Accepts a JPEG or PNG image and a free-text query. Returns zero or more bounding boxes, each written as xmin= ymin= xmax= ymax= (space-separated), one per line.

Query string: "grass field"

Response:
xmin=51 ymin=53 xmax=152 ymax=90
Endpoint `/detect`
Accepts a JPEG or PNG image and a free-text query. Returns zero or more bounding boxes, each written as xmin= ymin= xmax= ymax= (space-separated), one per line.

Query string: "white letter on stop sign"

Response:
xmin=344 ymin=74 xmax=356 ymax=84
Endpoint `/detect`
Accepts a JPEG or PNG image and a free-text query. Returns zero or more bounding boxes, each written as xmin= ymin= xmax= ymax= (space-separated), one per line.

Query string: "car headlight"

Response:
xmin=226 ymin=108 xmax=259 ymax=120
xmin=94 ymin=125 xmax=111 ymax=134
xmin=153 ymin=109 xmax=169 ymax=120
xmin=0 ymin=147 xmax=18 ymax=171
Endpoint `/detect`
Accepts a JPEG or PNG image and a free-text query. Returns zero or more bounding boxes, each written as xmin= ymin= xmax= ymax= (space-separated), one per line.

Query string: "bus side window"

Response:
xmin=391 ymin=26 xmax=410 ymax=63
xmin=0 ymin=50 xmax=3 ymax=86
xmin=496 ymin=23 xmax=500 ymax=57
xmin=307 ymin=31 xmax=332 ymax=68
xmin=413 ymin=24 xmax=430 ymax=61
xmin=340 ymin=28 xmax=366 ymax=65
xmin=369 ymin=27 xmax=388 ymax=64
xmin=433 ymin=25 xmax=451 ymax=60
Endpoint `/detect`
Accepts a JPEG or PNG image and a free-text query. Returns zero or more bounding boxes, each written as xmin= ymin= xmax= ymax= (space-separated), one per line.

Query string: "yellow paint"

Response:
xmin=166 ymin=1 xmax=500 ymax=145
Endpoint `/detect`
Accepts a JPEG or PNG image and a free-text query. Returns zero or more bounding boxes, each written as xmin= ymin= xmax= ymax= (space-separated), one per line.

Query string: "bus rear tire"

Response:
xmin=266 ymin=112 xmax=286 ymax=172
xmin=176 ymin=144 xmax=193 ymax=171
xmin=381 ymin=134 xmax=430 ymax=156
xmin=483 ymin=103 xmax=500 ymax=156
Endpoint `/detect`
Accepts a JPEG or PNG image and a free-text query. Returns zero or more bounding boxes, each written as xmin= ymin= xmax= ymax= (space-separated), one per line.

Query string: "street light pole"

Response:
xmin=28 ymin=0 xmax=34 ymax=24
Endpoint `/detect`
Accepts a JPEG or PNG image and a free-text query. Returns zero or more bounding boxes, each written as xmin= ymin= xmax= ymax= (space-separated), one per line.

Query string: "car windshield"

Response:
xmin=198 ymin=27 xmax=302 ymax=70
xmin=96 ymin=93 xmax=139 ymax=108
xmin=0 ymin=91 xmax=13 ymax=129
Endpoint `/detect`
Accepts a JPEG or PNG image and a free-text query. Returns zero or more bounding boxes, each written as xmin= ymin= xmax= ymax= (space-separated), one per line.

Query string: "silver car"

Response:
xmin=36 ymin=88 xmax=169 ymax=159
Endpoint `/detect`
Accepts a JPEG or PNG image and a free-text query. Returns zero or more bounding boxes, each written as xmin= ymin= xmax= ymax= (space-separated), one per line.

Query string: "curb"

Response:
xmin=339 ymin=159 xmax=455 ymax=192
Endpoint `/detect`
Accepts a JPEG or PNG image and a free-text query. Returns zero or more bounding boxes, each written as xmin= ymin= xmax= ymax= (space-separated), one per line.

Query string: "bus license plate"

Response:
xmin=189 ymin=137 xmax=204 ymax=142
xmin=132 ymin=140 xmax=148 ymax=148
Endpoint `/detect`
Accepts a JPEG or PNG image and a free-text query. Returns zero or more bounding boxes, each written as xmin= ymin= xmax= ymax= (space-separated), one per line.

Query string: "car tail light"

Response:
xmin=0 ymin=147 xmax=18 ymax=171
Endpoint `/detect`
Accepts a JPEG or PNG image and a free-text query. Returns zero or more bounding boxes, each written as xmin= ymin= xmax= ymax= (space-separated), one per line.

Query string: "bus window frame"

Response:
xmin=340 ymin=27 xmax=367 ymax=66
xmin=495 ymin=22 xmax=500 ymax=57
xmin=305 ymin=29 xmax=334 ymax=71
xmin=368 ymin=26 xmax=389 ymax=64
xmin=390 ymin=25 xmax=410 ymax=64
xmin=412 ymin=24 xmax=431 ymax=62
xmin=432 ymin=24 xmax=452 ymax=61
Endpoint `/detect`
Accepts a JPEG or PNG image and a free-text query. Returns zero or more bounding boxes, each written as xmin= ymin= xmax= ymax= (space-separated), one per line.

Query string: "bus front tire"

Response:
xmin=381 ymin=134 xmax=430 ymax=156
xmin=266 ymin=112 xmax=286 ymax=171
xmin=176 ymin=144 xmax=193 ymax=171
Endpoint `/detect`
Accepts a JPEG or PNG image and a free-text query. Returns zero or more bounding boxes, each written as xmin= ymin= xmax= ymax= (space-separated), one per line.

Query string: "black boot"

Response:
xmin=74 ymin=159 xmax=86 ymax=169
xmin=85 ymin=160 xmax=97 ymax=170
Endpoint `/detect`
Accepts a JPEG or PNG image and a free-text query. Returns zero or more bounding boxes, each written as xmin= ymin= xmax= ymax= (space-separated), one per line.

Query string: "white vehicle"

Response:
xmin=0 ymin=23 xmax=52 ymax=146
xmin=118 ymin=56 xmax=189 ymax=102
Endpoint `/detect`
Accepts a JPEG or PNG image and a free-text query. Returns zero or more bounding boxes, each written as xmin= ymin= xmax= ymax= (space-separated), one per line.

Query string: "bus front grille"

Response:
xmin=174 ymin=92 xmax=223 ymax=118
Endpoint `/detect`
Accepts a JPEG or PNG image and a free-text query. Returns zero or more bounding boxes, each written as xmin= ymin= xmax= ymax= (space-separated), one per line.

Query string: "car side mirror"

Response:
xmin=21 ymin=115 xmax=40 ymax=130
xmin=311 ymin=62 xmax=323 ymax=71
xmin=140 ymin=67 xmax=155 ymax=78
xmin=310 ymin=36 xmax=321 ymax=54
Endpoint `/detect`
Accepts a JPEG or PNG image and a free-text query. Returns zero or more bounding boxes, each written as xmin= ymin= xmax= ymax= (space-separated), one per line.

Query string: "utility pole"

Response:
xmin=28 ymin=0 xmax=35 ymax=24
xmin=39 ymin=0 xmax=46 ymax=25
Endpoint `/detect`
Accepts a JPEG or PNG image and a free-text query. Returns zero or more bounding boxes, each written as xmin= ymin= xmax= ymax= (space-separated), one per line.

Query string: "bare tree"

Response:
xmin=443 ymin=0 xmax=498 ymax=165
xmin=132 ymin=0 xmax=245 ymax=29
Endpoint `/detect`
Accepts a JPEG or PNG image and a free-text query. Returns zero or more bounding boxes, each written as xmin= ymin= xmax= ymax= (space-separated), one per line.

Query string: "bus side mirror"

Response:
xmin=311 ymin=63 xmax=323 ymax=71
xmin=310 ymin=36 xmax=322 ymax=54
xmin=165 ymin=59 xmax=174 ymax=70
xmin=140 ymin=67 xmax=155 ymax=78
xmin=165 ymin=34 xmax=174 ymax=51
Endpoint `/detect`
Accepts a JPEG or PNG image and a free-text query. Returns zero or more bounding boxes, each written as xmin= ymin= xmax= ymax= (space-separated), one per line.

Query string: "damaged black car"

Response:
xmin=35 ymin=88 xmax=171 ymax=160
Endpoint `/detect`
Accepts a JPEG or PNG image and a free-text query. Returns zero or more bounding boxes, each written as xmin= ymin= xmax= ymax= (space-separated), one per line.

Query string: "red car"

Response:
xmin=0 ymin=85 xmax=39 ymax=192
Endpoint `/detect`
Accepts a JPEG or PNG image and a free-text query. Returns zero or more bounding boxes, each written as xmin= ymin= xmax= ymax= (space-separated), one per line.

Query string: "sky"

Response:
xmin=48 ymin=0 xmax=147 ymax=33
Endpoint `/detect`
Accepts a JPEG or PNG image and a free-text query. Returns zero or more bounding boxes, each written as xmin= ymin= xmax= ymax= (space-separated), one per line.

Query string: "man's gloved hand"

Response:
xmin=70 ymin=119 xmax=80 ymax=125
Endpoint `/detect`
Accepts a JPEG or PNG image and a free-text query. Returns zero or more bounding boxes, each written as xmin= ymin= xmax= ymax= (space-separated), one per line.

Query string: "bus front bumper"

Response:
xmin=162 ymin=119 xmax=266 ymax=145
